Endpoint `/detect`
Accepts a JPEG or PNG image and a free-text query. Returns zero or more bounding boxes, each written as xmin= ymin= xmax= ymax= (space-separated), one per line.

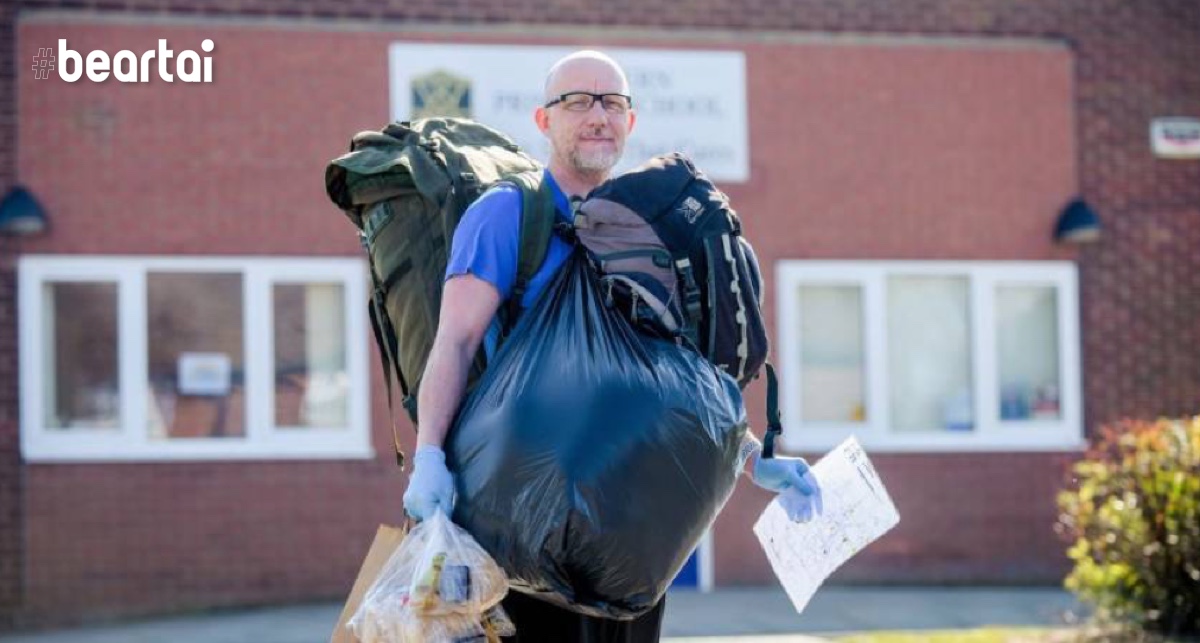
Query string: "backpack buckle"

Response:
xmin=675 ymin=258 xmax=703 ymax=321
xmin=553 ymin=221 xmax=578 ymax=244
xmin=762 ymin=422 xmax=781 ymax=459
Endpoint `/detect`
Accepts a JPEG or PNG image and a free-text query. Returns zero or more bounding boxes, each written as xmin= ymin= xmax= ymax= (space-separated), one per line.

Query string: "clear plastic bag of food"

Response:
xmin=347 ymin=510 xmax=514 ymax=642
xmin=350 ymin=607 xmax=513 ymax=643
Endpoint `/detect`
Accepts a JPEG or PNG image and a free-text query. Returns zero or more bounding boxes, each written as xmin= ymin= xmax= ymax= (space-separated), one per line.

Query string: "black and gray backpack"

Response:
xmin=574 ymin=152 xmax=769 ymax=389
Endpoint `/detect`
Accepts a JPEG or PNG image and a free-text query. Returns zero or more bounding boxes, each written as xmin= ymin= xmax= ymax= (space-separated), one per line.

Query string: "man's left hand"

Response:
xmin=751 ymin=454 xmax=823 ymax=523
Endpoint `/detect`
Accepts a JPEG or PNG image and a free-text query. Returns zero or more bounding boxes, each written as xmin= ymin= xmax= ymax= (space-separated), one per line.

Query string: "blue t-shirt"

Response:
xmin=444 ymin=170 xmax=574 ymax=358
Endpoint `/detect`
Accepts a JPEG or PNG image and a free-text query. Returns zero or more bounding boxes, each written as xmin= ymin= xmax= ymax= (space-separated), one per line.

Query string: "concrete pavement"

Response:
xmin=0 ymin=586 xmax=1085 ymax=643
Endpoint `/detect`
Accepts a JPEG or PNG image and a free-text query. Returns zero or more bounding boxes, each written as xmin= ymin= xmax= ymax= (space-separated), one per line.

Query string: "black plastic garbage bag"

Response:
xmin=447 ymin=248 xmax=748 ymax=620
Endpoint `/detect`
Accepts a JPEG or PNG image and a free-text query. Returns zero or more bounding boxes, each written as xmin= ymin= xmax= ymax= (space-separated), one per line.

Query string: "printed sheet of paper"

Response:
xmin=753 ymin=436 xmax=900 ymax=614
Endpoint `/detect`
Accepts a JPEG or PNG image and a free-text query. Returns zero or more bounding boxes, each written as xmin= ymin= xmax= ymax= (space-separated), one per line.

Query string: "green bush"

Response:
xmin=1057 ymin=416 xmax=1200 ymax=639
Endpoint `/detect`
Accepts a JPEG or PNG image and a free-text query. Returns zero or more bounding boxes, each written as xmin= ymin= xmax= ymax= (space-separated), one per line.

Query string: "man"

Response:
xmin=403 ymin=50 xmax=820 ymax=642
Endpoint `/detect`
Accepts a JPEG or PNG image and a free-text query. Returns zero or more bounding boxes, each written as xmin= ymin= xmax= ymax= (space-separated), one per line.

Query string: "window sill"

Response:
xmin=21 ymin=432 xmax=376 ymax=463
xmin=780 ymin=426 xmax=1087 ymax=454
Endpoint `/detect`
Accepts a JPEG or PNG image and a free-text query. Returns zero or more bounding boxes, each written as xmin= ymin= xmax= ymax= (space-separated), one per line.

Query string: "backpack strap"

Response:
xmin=760 ymin=362 xmax=783 ymax=459
xmin=368 ymin=296 xmax=409 ymax=470
xmin=674 ymin=255 xmax=704 ymax=349
xmin=364 ymin=233 xmax=411 ymax=471
xmin=501 ymin=170 xmax=557 ymax=335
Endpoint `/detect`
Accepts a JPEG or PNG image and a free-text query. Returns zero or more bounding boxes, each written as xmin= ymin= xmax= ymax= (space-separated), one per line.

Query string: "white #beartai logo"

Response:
xmin=55 ymin=38 xmax=215 ymax=83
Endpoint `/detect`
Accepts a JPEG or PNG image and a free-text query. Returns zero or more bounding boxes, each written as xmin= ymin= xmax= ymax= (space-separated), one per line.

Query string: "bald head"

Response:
xmin=535 ymin=49 xmax=636 ymax=192
xmin=543 ymin=50 xmax=631 ymax=102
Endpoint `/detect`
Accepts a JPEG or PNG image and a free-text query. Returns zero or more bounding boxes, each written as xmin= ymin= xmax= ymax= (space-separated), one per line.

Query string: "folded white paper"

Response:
xmin=753 ymin=436 xmax=900 ymax=614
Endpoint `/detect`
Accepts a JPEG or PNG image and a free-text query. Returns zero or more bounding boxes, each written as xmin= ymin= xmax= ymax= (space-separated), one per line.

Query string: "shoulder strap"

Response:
xmin=502 ymin=170 xmax=557 ymax=331
xmin=760 ymin=362 xmax=783 ymax=459
xmin=368 ymin=295 xmax=409 ymax=470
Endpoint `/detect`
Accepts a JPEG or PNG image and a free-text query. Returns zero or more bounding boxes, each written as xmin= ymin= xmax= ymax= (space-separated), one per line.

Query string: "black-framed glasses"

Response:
xmin=544 ymin=92 xmax=633 ymax=114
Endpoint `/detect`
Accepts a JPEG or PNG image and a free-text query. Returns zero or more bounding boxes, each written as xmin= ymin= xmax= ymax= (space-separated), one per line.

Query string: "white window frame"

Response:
xmin=776 ymin=261 xmax=1084 ymax=453
xmin=19 ymin=255 xmax=373 ymax=462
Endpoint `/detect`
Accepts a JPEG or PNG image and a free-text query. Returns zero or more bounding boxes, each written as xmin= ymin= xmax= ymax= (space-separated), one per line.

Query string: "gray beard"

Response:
xmin=570 ymin=147 xmax=620 ymax=174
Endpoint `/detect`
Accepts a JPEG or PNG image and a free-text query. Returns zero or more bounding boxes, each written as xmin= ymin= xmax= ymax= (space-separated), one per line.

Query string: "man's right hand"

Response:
xmin=402 ymin=445 xmax=456 ymax=522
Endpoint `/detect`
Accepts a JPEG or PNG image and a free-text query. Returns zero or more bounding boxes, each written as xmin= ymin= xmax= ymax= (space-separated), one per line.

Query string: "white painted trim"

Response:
xmin=1059 ymin=270 xmax=1084 ymax=441
xmin=775 ymin=260 xmax=1084 ymax=453
xmin=246 ymin=267 xmax=271 ymax=443
xmin=18 ymin=255 xmax=374 ymax=463
xmin=697 ymin=528 xmax=715 ymax=593
xmin=865 ymin=274 xmax=890 ymax=441
xmin=972 ymin=271 xmax=998 ymax=440
xmin=124 ymin=265 xmax=148 ymax=449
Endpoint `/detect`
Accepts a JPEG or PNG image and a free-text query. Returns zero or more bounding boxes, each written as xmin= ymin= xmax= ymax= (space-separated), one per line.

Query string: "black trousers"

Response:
xmin=499 ymin=591 xmax=666 ymax=643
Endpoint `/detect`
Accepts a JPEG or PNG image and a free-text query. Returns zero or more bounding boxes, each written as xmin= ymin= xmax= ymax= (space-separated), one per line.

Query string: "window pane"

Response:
xmin=273 ymin=283 xmax=349 ymax=428
xmin=147 ymin=273 xmax=244 ymax=439
xmin=997 ymin=285 xmax=1061 ymax=421
xmin=43 ymin=282 xmax=119 ymax=430
xmin=799 ymin=285 xmax=867 ymax=422
xmin=887 ymin=276 xmax=974 ymax=433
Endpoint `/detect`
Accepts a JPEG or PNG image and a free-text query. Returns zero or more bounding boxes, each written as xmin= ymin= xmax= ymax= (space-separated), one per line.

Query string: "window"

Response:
xmin=19 ymin=257 xmax=371 ymax=462
xmin=797 ymin=285 xmax=866 ymax=424
xmin=776 ymin=261 xmax=1082 ymax=452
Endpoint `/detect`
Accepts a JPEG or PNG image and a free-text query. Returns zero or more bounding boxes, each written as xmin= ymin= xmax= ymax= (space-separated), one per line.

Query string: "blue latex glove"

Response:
xmin=752 ymin=453 xmax=822 ymax=523
xmin=752 ymin=453 xmax=814 ymax=494
xmin=777 ymin=477 xmax=823 ymax=523
xmin=402 ymin=445 xmax=455 ymax=522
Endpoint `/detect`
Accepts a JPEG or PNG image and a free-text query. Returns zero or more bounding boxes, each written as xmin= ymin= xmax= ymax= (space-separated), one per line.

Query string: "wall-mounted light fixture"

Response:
xmin=0 ymin=186 xmax=49 ymax=237
xmin=1054 ymin=198 xmax=1101 ymax=244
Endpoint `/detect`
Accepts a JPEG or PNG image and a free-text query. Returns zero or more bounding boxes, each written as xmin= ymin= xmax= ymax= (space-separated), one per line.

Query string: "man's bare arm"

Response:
xmin=415 ymin=274 xmax=502 ymax=449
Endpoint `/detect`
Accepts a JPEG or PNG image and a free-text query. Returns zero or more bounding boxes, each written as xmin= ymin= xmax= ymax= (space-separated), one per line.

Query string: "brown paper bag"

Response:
xmin=330 ymin=524 xmax=408 ymax=643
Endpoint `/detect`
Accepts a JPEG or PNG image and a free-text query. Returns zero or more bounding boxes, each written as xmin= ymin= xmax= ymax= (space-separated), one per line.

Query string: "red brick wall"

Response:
xmin=718 ymin=40 xmax=1081 ymax=586
xmin=720 ymin=451 xmax=1081 ymax=584
xmin=2 ymin=0 xmax=1198 ymax=628
xmin=9 ymin=22 xmax=408 ymax=627
xmin=0 ymin=265 xmax=19 ymax=629
xmin=21 ymin=462 xmax=399 ymax=625
xmin=1 ymin=0 xmax=22 ymax=628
